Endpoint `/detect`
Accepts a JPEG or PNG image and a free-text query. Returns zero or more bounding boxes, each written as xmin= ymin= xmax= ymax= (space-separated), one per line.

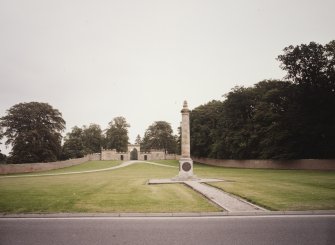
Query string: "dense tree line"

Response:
xmin=0 ymin=102 xmax=178 ymax=162
xmin=62 ymin=117 xmax=130 ymax=159
xmin=191 ymin=40 xmax=335 ymax=159
xmin=61 ymin=124 xmax=104 ymax=159
xmin=0 ymin=104 xmax=132 ymax=163
xmin=63 ymin=119 xmax=179 ymax=159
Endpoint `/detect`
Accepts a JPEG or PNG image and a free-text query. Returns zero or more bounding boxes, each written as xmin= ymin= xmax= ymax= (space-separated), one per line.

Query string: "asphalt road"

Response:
xmin=1 ymin=215 xmax=334 ymax=245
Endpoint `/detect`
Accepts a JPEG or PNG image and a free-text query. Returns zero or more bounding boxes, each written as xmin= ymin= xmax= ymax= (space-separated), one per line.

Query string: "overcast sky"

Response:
xmin=1 ymin=0 xmax=334 ymax=154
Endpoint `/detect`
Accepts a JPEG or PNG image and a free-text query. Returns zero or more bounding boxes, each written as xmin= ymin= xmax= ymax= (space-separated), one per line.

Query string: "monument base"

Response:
xmin=172 ymin=173 xmax=199 ymax=181
xmin=172 ymin=158 xmax=199 ymax=181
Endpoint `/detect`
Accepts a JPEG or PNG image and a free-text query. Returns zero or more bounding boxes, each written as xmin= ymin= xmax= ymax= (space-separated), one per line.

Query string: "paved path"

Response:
xmin=185 ymin=181 xmax=265 ymax=212
xmin=1 ymin=215 xmax=334 ymax=245
xmin=149 ymin=178 xmax=266 ymax=212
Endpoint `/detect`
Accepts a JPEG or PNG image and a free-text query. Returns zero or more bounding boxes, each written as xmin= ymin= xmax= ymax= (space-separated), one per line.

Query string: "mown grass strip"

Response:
xmin=0 ymin=162 xmax=219 ymax=213
xmin=0 ymin=160 xmax=334 ymax=213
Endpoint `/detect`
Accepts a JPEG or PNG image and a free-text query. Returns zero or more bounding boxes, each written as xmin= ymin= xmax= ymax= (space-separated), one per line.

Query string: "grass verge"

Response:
xmin=193 ymin=162 xmax=335 ymax=211
xmin=0 ymin=160 xmax=334 ymax=213
xmin=0 ymin=161 xmax=219 ymax=213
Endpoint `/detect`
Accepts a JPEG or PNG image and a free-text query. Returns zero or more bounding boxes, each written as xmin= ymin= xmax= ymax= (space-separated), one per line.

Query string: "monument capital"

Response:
xmin=181 ymin=100 xmax=190 ymax=114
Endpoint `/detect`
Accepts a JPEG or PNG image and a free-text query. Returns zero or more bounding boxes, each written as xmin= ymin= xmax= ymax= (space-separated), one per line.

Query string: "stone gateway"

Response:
xmin=100 ymin=144 xmax=177 ymax=161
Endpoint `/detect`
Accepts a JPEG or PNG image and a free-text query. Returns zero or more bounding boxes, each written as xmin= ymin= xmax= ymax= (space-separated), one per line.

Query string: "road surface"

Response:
xmin=1 ymin=215 xmax=334 ymax=245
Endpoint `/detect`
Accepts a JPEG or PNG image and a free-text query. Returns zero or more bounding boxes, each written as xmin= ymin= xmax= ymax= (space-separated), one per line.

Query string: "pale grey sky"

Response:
xmin=1 ymin=0 xmax=334 ymax=154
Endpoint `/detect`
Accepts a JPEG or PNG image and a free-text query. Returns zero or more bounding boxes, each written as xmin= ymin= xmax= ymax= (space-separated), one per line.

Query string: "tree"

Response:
xmin=0 ymin=152 xmax=6 ymax=163
xmin=82 ymin=124 xmax=103 ymax=154
xmin=0 ymin=102 xmax=65 ymax=163
xmin=250 ymin=80 xmax=295 ymax=159
xmin=176 ymin=126 xmax=181 ymax=155
xmin=61 ymin=126 xmax=85 ymax=159
xmin=220 ymin=86 xmax=258 ymax=159
xmin=190 ymin=80 xmax=302 ymax=159
xmin=105 ymin=117 xmax=130 ymax=152
xmin=61 ymin=123 xmax=104 ymax=160
xmin=190 ymin=100 xmax=225 ymax=158
xmin=135 ymin=134 xmax=142 ymax=145
xmin=277 ymin=40 xmax=335 ymax=158
xmin=0 ymin=127 xmax=5 ymax=163
xmin=189 ymin=41 xmax=335 ymax=160
xmin=277 ymin=41 xmax=335 ymax=89
xmin=141 ymin=121 xmax=177 ymax=154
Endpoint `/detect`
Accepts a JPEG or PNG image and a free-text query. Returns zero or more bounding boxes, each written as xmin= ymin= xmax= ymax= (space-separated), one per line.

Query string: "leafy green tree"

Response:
xmin=223 ymin=81 xmax=297 ymax=159
xmin=250 ymin=80 xmax=295 ymax=159
xmin=278 ymin=41 xmax=335 ymax=89
xmin=62 ymin=126 xmax=85 ymax=159
xmin=82 ymin=124 xmax=103 ymax=154
xmin=62 ymin=124 xmax=104 ymax=159
xmin=277 ymin=40 xmax=335 ymax=158
xmin=0 ymin=127 xmax=6 ymax=163
xmin=190 ymin=80 xmax=305 ymax=159
xmin=105 ymin=117 xmax=130 ymax=152
xmin=190 ymin=40 xmax=335 ymax=160
xmin=141 ymin=121 xmax=177 ymax=154
xmin=135 ymin=134 xmax=142 ymax=145
xmin=0 ymin=102 xmax=65 ymax=163
xmin=176 ymin=126 xmax=181 ymax=155
xmin=190 ymin=100 xmax=225 ymax=158
xmin=0 ymin=153 xmax=6 ymax=163
xmin=220 ymin=87 xmax=257 ymax=159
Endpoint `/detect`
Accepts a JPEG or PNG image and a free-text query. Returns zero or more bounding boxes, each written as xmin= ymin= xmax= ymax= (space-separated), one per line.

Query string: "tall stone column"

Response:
xmin=176 ymin=100 xmax=195 ymax=180
xmin=181 ymin=101 xmax=191 ymax=158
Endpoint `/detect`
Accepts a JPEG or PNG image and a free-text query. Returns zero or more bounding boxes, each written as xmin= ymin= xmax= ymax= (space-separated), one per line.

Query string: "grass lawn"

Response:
xmin=0 ymin=160 xmax=334 ymax=213
xmin=193 ymin=163 xmax=335 ymax=211
xmin=0 ymin=161 xmax=219 ymax=213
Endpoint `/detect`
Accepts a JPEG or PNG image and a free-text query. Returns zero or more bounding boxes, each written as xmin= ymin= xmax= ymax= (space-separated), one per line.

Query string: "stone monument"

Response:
xmin=149 ymin=100 xmax=222 ymax=184
xmin=174 ymin=100 xmax=197 ymax=180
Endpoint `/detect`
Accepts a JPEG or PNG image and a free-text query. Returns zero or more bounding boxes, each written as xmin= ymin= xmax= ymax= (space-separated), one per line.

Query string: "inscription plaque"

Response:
xmin=182 ymin=162 xmax=191 ymax=172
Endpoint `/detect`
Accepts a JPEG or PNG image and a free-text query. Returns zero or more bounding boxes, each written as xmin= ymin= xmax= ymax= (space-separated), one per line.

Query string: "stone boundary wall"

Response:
xmin=193 ymin=157 xmax=335 ymax=170
xmin=166 ymin=154 xmax=180 ymax=160
xmin=87 ymin=153 xmax=101 ymax=161
xmin=0 ymin=157 xmax=89 ymax=174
